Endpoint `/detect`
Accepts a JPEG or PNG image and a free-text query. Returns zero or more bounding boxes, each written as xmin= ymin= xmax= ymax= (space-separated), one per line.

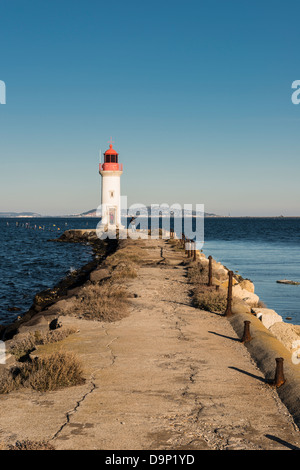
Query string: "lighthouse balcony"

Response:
xmin=99 ymin=163 xmax=123 ymax=172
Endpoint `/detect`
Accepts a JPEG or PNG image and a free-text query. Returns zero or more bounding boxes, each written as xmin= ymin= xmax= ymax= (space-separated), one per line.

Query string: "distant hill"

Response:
xmin=0 ymin=212 xmax=42 ymax=218
xmin=0 ymin=209 xmax=221 ymax=218
xmin=75 ymin=208 xmax=220 ymax=218
xmin=74 ymin=209 xmax=99 ymax=217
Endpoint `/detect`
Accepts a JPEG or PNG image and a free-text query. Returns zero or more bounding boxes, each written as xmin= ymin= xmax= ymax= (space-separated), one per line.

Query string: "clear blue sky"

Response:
xmin=1 ymin=0 xmax=300 ymax=216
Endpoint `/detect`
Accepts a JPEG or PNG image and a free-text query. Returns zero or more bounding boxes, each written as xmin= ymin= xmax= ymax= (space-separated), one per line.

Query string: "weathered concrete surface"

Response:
xmin=1 ymin=240 xmax=300 ymax=450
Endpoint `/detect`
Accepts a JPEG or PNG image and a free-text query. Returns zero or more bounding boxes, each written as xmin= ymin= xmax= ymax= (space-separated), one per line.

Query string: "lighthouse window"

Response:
xmin=110 ymin=191 xmax=114 ymax=198
xmin=111 ymin=155 xmax=116 ymax=163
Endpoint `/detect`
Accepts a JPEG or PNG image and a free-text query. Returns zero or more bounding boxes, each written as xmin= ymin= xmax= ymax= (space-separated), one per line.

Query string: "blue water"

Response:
xmin=0 ymin=217 xmax=99 ymax=325
xmin=201 ymin=218 xmax=300 ymax=325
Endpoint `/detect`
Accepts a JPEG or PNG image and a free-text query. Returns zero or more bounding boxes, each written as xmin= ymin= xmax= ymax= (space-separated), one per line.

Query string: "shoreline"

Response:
xmin=0 ymin=230 xmax=118 ymax=341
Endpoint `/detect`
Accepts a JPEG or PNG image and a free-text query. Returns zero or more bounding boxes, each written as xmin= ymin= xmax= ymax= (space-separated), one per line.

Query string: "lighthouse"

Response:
xmin=99 ymin=140 xmax=123 ymax=228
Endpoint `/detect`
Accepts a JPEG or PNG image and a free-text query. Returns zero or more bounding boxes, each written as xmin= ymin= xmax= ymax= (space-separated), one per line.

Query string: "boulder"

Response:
xmin=252 ymin=308 xmax=282 ymax=329
xmin=219 ymin=277 xmax=239 ymax=289
xmin=269 ymin=322 xmax=300 ymax=351
xmin=232 ymin=285 xmax=259 ymax=307
xmin=239 ymin=280 xmax=255 ymax=293
xmin=213 ymin=266 xmax=229 ymax=281
xmin=89 ymin=268 xmax=111 ymax=283
xmin=199 ymin=258 xmax=209 ymax=268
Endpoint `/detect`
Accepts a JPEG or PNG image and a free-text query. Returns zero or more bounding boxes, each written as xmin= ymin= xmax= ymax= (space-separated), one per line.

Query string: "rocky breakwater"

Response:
xmin=196 ymin=251 xmax=300 ymax=355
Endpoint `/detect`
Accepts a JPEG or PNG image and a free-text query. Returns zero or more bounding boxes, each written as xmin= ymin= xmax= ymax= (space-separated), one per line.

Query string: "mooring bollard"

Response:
xmin=186 ymin=240 xmax=190 ymax=258
xmin=185 ymin=238 xmax=188 ymax=255
xmin=208 ymin=255 xmax=213 ymax=287
xmin=181 ymin=234 xmax=185 ymax=248
xmin=241 ymin=321 xmax=252 ymax=343
xmin=273 ymin=357 xmax=286 ymax=388
xmin=224 ymin=270 xmax=234 ymax=317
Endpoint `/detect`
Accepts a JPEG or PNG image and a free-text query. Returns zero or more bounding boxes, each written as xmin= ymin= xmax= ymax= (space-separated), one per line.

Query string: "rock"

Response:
xmin=213 ymin=267 xmax=229 ymax=281
xmin=277 ymin=279 xmax=300 ymax=285
xmin=232 ymin=299 xmax=251 ymax=315
xmin=239 ymin=280 xmax=255 ymax=293
xmin=232 ymin=285 xmax=259 ymax=307
xmin=199 ymin=258 xmax=209 ymax=268
xmin=18 ymin=315 xmax=49 ymax=334
xmin=49 ymin=318 xmax=62 ymax=330
xmin=89 ymin=268 xmax=111 ymax=283
xmin=219 ymin=278 xmax=239 ymax=289
xmin=252 ymin=308 xmax=282 ymax=329
xmin=196 ymin=252 xmax=207 ymax=260
xmin=269 ymin=322 xmax=300 ymax=351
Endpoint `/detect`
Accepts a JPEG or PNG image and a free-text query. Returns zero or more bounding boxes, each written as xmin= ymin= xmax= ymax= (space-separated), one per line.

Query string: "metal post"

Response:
xmin=273 ymin=357 xmax=286 ymax=388
xmin=193 ymin=241 xmax=197 ymax=261
xmin=185 ymin=239 xmax=188 ymax=256
xmin=208 ymin=255 xmax=213 ymax=287
xmin=241 ymin=321 xmax=252 ymax=343
xmin=224 ymin=270 xmax=233 ymax=317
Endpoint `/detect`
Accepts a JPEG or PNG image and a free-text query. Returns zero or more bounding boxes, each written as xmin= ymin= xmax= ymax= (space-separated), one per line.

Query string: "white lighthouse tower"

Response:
xmin=99 ymin=139 xmax=123 ymax=228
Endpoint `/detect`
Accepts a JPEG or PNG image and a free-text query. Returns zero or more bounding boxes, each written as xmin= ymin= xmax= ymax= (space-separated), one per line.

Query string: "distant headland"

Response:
xmin=1 ymin=210 xmax=299 ymax=219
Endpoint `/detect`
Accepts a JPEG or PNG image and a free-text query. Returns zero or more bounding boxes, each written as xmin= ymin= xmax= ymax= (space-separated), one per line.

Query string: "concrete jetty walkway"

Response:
xmin=1 ymin=239 xmax=300 ymax=450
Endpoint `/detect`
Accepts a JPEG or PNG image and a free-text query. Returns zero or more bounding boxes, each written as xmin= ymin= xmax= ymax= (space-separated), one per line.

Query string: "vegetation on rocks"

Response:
xmin=0 ymin=352 xmax=85 ymax=394
xmin=59 ymin=282 xmax=130 ymax=322
xmin=193 ymin=286 xmax=227 ymax=313
xmin=185 ymin=248 xmax=227 ymax=313
xmin=187 ymin=263 xmax=209 ymax=285
xmin=9 ymin=327 xmax=77 ymax=361
xmin=6 ymin=440 xmax=55 ymax=450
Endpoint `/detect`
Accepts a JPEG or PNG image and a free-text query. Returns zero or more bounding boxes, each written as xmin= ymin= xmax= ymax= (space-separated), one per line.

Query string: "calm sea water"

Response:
xmin=1 ymin=217 xmax=300 ymax=326
xmin=201 ymin=218 xmax=300 ymax=325
xmin=0 ymin=217 xmax=98 ymax=325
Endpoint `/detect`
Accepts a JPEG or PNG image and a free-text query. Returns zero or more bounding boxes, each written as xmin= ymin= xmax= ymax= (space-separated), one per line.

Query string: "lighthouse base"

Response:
xmin=96 ymin=224 xmax=125 ymax=240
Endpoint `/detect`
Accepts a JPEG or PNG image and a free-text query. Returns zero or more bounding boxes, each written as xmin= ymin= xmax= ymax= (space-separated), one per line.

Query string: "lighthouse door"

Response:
xmin=108 ymin=207 xmax=116 ymax=225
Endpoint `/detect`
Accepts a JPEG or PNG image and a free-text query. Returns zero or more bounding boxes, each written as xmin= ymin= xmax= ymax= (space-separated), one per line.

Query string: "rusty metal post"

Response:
xmin=273 ymin=357 xmax=286 ymax=388
xmin=184 ymin=237 xmax=188 ymax=255
xmin=193 ymin=241 xmax=197 ymax=261
xmin=224 ymin=270 xmax=233 ymax=317
xmin=241 ymin=321 xmax=252 ymax=343
xmin=208 ymin=255 xmax=213 ymax=287
xmin=186 ymin=241 xmax=190 ymax=257
xmin=181 ymin=233 xmax=184 ymax=248
xmin=186 ymin=240 xmax=190 ymax=257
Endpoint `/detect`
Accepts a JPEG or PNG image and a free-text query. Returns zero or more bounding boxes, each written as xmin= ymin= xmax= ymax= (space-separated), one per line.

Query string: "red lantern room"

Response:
xmin=99 ymin=143 xmax=123 ymax=172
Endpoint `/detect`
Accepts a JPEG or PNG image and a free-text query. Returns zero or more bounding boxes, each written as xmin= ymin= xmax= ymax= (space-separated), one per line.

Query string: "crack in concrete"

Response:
xmin=104 ymin=331 xmax=118 ymax=367
xmin=50 ymin=378 xmax=97 ymax=443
